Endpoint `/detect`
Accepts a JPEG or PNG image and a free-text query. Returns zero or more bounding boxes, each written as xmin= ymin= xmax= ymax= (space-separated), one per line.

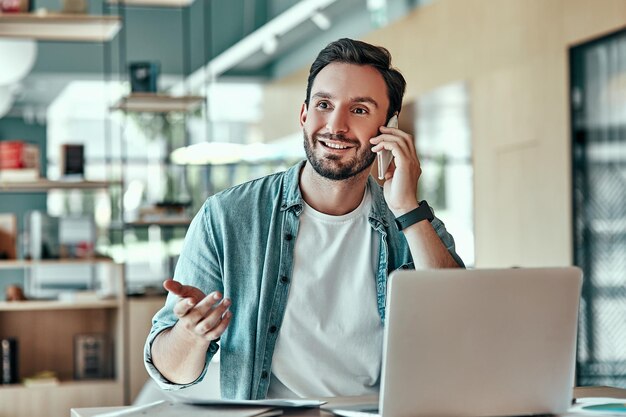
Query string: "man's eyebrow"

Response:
xmin=311 ymin=92 xmax=379 ymax=108
xmin=311 ymin=92 xmax=333 ymax=101
xmin=351 ymin=96 xmax=379 ymax=108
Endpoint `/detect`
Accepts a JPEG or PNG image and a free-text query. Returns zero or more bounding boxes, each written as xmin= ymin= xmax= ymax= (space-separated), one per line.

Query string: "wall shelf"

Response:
xmin=108 ymin=0 xmax=194 ymax=7
xmin=0 ymin=179 xmax=117 ymax=192
xmin=0 ymin=13 xmax=122 ymax=42
xmin=126 ymin=218 xmax=192 ymax=227
xmin=0 ymin=299 xmax=119 ymax=311
xmin=0 ymin=379 xmax=124 ymax=416
xmin=0 ymin=264 xmax=126 ymax=416
xmin=111 ymin=93 xmax=205 ymax=113
xmin=0 ymin=258 xmax=115 ymax=269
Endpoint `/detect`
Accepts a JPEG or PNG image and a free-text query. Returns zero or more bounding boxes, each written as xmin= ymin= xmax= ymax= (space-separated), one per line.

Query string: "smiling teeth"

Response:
xmin=326 ymin=143 xmax=348 ymax=149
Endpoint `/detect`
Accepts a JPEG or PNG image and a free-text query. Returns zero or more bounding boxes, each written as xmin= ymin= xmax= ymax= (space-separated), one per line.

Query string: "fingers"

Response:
xmin=371 ymin=135 xmax=411 ymax=157
xmin=193 ymin=293 xmax=231 ymax=322
xmin=163 ymin=279 xmax=182 ymax=294
xmin=194 ymin=297 xmax=231 ymax=335
xmin=384 ymin=161 xmax=397 ymax=181
xmin=173 ymin=297 xmax=195 ymax=318
xmin=370 ymin=130 xmax=414 ymax=159
xmin=377 ymin=126 xmax=416 ymax=153
xmin=371 ymin=128 xmax=420 ymax=175
xmin=163 ymin=279 xmax=206 ymax=303
xmin=370 ymin=132 xmax=415 ymax=154
xmin=176 ymin=291 xmax=233 ymax=342
xmin=204 ymin=310 xmax=232 ymax=341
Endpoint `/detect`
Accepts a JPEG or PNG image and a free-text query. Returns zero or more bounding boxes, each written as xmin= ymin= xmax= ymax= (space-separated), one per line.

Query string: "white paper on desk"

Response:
xmin=183 ymin=398 xmax=326 ymax=408
xmin=93 ymin=400 xmax=283 ymax=417
xmin=566 ymin=397 xmax=626 ymax=416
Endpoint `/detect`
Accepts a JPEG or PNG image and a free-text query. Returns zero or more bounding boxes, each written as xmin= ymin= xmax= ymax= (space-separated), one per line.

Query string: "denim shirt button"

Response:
xmin=401 ymin=264 xmax=409 ymax=269
xmin=261 ymin=371 xmax=268 ymax=379
xmin=280 ymin=275 xmax=289 ymax=284
xmin=284 ymin=233 xmax=293 ymax=241
xmin=269 ymin=325 xmax=278 ymax=333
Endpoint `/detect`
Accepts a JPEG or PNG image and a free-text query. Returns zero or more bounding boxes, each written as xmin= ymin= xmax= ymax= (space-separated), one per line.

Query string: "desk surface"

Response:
xmin=71 ymin=395 xmax=377 ymax=417
xmin=72 ymin=388 xmax=626 ymax=417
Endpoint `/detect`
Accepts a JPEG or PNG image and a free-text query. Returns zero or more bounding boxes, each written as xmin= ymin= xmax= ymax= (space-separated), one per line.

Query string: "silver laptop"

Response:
xmin=329 ymin=267 xmax=582 ymax=417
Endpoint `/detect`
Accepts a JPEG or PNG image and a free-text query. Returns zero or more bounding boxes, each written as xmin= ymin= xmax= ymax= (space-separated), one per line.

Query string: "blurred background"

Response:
xmin=0 ymin=0 xmax=625 ymax=414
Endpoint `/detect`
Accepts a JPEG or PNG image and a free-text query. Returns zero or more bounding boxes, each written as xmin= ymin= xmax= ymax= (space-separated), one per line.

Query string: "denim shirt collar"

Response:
xmin=280 ymin=161 xmax=305 ymax=215
xmin=280 ymin=159 xmax=390 ymax=229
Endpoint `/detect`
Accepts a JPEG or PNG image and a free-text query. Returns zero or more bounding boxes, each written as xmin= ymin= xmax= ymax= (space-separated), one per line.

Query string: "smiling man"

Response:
xmin=145 ymin=38 xmax=464 ymax=400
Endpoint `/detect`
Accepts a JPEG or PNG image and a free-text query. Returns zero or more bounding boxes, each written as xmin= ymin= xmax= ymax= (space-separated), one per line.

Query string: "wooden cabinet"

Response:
xmin=0 ymin=262 xmax=126 ymax=417
xmin=127 ymin=295 xmax=166 ymax=402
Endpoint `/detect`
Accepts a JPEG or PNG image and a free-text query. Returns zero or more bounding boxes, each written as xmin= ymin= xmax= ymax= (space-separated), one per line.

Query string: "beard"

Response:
xmin=303 ymin=129 xmax=376 ymax=181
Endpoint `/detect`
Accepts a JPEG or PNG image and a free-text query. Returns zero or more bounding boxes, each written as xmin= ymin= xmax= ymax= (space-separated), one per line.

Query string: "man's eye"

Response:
xmin=353 ymin=108 xmax=368 ymax=115
xmin=317 ymin=101 xmax=330 ymax=109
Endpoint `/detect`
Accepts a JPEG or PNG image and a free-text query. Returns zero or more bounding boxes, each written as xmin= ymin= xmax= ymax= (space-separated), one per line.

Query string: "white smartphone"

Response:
xmin=377 ymin=114 xmax=398 ymax=180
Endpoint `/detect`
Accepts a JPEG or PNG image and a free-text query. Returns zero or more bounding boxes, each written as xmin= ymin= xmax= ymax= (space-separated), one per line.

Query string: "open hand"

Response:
xmin=163 ymin=279 xmax=232 ymax=342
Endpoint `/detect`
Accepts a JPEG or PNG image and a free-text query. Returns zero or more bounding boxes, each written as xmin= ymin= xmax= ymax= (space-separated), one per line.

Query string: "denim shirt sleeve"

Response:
xmin=431 ymin=215 xmax=465 ymax=268
xmin=144 ymin=199 xmax=223 ymax=391
xmin=393 ymin=215 xmax=465 ymax=271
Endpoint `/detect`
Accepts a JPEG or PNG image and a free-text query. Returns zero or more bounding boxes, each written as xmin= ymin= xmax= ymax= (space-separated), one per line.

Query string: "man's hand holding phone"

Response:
xmin=164 ymin=279 xmax=232 ymax=343
xmin=370 ymin=114 xmax=421 ymax=217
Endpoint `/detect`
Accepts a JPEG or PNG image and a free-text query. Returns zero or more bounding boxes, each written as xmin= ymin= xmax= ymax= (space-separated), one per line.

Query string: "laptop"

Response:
xmin=329 ymin=267 xmax=582 ymax=417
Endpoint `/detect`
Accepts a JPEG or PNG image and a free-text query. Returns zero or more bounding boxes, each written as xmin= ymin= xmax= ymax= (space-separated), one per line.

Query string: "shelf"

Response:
xmin=0 ymin=379 xmax=124 ymax=416
xmin=0 ymin=179 xmax=117 ymax=192
xmin=0 ymin=299 xmax=120 ymax=312
xmin=0 ymin=258 xmax=115 ymax=269
xmin=127 ymin=218 xmax=192 ymax=227
xmin=111 ymin=93 xmax=205 ymax=113
xmin=0 ymin=379 xmax=120 ymax=390
xmin=108 ymin=0 xmax=195 ymax=7
xmin=0 ymin=13 xmax=122 ymax=42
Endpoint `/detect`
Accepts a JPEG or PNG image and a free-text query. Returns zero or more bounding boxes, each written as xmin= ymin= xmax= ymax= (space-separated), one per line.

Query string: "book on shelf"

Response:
xmin=22 ymin=371 xmax=60 ymax=387
xmin=0 ymin=213 xmax=17 ymax=260
xmin=74 ymin=334 xmax=111 ymax=380
xmin=0 ymin=140 xmax=40 ymax=169
xmin=0 ymin=140 xmax=41 ymax=181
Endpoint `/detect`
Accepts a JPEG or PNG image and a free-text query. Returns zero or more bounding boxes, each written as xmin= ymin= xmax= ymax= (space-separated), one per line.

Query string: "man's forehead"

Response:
xmin=310 ymin=63 xmax=389 ymax=105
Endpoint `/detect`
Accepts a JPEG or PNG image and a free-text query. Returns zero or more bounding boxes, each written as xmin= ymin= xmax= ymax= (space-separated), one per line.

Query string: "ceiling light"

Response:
xmin=262 ymin=36 xmax=279 ymax=55
xmin=311 ymin=11 xmax=331 ymax=30
xmin=0 ymin=39 xmax=37 ymax=86
xmin=171 ymin=142 xmax=246 ymax=165
xmin=366 ymin=0 xmax=386 ymax=11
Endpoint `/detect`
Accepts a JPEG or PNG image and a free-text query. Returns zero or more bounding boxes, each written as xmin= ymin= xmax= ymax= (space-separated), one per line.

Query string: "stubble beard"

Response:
xmin=303 ymin=129 xmax=376 ymax=181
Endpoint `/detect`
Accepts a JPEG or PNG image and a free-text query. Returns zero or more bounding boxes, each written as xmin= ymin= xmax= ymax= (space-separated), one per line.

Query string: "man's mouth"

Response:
xmin=317 ymin=138 xmax=356 ymax=150
xmin=322 ymin=142 xmax=349 ymax=149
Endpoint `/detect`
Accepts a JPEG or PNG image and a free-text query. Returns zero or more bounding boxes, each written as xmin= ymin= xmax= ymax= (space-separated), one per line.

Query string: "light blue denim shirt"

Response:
xmin=144 ymin=160 xmax=464 ymax=400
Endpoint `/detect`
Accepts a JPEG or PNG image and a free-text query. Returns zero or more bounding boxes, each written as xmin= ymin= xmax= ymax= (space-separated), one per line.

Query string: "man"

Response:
xmin=145 ymin=38 xmax=464 ymax=400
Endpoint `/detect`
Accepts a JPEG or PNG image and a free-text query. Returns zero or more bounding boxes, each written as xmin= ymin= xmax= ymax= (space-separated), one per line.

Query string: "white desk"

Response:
xmin=71 ymin=395 xmax=377 ymax=417
xmin=72 ymin=388 xmax=626 ymax=417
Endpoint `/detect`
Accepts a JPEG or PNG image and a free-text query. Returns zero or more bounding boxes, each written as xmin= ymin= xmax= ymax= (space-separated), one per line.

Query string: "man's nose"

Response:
xmin=326 ymin=111 xmax=349 ymax=134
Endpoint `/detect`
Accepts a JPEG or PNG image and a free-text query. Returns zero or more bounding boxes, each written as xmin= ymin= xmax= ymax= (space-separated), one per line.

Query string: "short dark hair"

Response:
xmin=305 ymin=38 xmax=406 ymax=121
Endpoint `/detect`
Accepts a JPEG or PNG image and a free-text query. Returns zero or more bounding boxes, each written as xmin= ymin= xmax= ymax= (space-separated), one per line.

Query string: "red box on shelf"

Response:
xmin=0 ymin=140 xmax=39 ymax=169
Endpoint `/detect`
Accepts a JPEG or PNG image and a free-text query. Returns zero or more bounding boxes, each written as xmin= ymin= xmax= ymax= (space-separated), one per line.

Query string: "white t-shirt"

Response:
xmin=267 ymin=187 xmax=383 ymax=398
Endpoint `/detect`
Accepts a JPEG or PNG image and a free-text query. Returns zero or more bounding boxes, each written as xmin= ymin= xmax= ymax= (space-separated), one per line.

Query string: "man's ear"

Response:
xmin=299 ymin=102 xmax=308 ymax=127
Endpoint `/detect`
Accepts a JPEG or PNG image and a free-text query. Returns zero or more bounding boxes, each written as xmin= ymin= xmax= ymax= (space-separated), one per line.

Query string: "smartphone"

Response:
xmin=377 ymin=114 xmax=398 ymax=180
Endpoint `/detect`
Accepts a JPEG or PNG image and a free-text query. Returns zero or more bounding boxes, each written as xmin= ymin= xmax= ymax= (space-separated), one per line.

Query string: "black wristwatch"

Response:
xmin=394 ymin=200 xmax=434 ymax=231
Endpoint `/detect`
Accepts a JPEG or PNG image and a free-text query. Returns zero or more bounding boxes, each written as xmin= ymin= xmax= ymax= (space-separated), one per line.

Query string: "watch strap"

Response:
xmin=394 ymin=200 xmax=434 ymax=231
